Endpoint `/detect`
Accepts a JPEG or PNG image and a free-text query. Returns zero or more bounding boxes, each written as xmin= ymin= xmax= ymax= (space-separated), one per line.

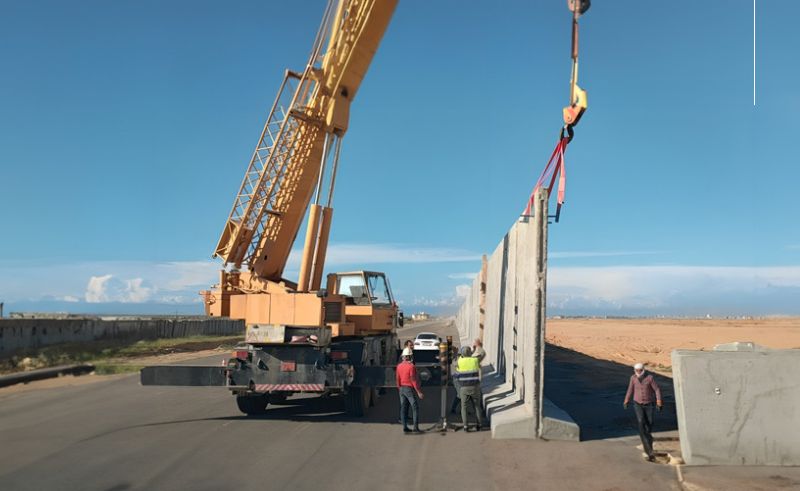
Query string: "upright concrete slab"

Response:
xmin=455 ymin=189 xmax=565 ymax=439
xmin=453 ymin=188 xmax=579 ymax=440
xmin=672 ymin=345 xmax=800 ymax=465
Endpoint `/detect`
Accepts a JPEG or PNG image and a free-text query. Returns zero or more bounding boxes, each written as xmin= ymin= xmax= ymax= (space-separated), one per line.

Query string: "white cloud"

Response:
xmin=287 ymin=243 xmax=481 ymax=267
xmin=547 ymin=266 xmax=800 ymax=315
xmin=406 ymin=296 xmax=461 ymax=308
xmin=448 ymin=272 xmax=478 ymax=280
xmin=155 ymin=261 xmax=221 ymax=291
xmin=85 ymin=274 xmax=153 ymax=303
xmin=402 ymin=283 xmax=473 ymax=309
xmin=125 ymin=278 xmax=152 ymax=303
xmin=85 ymin=274 xmax=113 ymax=303
xmin=58 ymin=295 xmax=80 ymax=303
xmin=455 ymin=284 xmax=472 ymax=298
xmin=550 ymin=250 xmax=666 ymax=259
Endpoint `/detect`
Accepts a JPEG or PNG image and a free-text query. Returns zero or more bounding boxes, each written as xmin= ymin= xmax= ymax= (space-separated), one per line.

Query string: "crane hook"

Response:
xmin=567 ymin=0 xmax=591 ymax=16
xmin=563 ymin=0 xmax=589 ymax=127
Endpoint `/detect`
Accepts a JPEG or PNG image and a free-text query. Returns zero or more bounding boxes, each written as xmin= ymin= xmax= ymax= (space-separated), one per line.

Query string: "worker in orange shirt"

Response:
xmin=396 ymin=347 xmax=424 ymax=433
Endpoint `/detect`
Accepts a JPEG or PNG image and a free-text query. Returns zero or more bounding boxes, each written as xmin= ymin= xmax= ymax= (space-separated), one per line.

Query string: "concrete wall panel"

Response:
xmin=0 ymin=318 xmax=244 ymax=357
xmin=673 ymin=348 xmax=800 ymax=465
xmin=453 ymin=189 xmax=569 ymax=439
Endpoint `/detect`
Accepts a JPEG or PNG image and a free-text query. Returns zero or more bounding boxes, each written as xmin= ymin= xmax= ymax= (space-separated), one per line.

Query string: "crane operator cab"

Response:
xmin=327 ymin=271 xmax=403 ymax=334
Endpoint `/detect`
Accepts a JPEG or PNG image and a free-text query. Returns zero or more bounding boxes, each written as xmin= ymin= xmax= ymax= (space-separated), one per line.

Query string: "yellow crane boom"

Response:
xmin=214 ymin=0 xmax=397 ymax=287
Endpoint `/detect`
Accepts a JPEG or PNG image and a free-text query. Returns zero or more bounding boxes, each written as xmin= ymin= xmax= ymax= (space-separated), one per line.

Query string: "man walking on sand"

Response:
xmin=623 ymin=362 xmax=663 ymax=461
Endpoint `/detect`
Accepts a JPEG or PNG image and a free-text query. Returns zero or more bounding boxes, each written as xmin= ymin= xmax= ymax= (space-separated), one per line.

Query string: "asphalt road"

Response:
xmin=0 ymin=319 xmax=697 ymax=491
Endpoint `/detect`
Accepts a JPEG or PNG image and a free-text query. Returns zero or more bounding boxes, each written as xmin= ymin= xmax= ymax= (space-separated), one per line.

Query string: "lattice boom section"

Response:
xmin=216 ymin=72 xmax=324 ymax=266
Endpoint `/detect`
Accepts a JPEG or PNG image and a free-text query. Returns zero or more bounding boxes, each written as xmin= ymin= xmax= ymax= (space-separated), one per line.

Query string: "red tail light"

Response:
xmin=234 ymin=350 xmax=249 ymax=360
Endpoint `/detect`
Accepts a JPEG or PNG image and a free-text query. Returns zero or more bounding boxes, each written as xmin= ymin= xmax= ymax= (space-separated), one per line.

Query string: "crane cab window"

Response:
xmin=336 ymin=274 xmax=370 ymax=306
xmin=366 ymin=273 xmax=392 ymax=306
xmin=335 ymin=273 xmax=393 ymax=306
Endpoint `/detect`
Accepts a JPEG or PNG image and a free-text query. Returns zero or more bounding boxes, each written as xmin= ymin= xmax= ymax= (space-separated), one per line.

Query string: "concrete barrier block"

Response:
xmin=673 ymin=347 xmax=800 ymax=465
xmin=541 ymin=397 xmax=580 ymax=441
xmin=490 ymin=404 xmax=537 ymax=439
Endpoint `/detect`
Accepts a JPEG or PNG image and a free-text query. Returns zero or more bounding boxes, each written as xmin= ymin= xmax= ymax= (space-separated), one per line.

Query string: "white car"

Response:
xmin=413 ymin=332 xmax=440 ymax=351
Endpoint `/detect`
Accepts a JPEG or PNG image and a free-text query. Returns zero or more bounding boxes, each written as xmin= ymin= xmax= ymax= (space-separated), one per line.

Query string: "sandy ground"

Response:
xmin=546 ymin=317 xmax=800 ymax=373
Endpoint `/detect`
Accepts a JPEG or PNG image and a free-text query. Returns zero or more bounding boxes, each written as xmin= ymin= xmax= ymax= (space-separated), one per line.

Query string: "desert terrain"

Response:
xmin=546 ymin=317 xmax=800 ymax=374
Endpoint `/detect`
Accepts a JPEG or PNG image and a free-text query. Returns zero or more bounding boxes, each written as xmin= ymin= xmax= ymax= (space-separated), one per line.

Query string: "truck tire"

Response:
xmin=343 ymin=386 xmax=370 ymax=417
xmin=236 ymin=394 xmax=270 ymax=415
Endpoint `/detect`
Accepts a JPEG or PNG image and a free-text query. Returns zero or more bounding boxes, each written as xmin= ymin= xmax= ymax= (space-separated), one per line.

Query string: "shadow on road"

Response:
xmin=544 ymin=343 xmax=677 ymax=441
xmin=100 ymin=385 xmax=463 ymax=440
xmin=245 ymin=386 xmax=460 ymax=426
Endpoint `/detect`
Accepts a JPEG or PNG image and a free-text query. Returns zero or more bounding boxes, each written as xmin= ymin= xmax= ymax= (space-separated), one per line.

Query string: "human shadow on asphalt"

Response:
xmin=89 ymin=386 xmax=464 ymax=439
xmin=236 ymin=385 xmax=462 ymax=426
xmin=78 ymin=388 xmax=463 ymax=443
xmin=544 ymin=343 xmax=677 ymax=441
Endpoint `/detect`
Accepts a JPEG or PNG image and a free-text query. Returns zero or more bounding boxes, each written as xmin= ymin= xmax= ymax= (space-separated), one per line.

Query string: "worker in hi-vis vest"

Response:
xmin=454 ymin=346 xmax=485 ymax=431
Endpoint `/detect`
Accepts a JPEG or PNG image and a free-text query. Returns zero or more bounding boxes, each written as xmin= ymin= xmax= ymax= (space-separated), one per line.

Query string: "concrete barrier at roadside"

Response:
xmin=0 ymin=318 xmax=244 ymax=357
xmin=672 ymin=344 xmax=800 ymax=465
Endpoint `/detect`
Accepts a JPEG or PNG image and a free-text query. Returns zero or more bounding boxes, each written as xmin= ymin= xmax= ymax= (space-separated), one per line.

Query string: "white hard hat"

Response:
xmin=402 ymin=347 xmax=413 ymax=358
xmin=634 ymin=363 xmax=644 ymax=370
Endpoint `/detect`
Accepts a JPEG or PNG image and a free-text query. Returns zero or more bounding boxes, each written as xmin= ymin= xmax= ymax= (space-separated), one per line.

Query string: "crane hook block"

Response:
xmin=563 ymin=84 xmax=587 ymax=126
xmin=567 ymin=0 xmax=591 ymax=16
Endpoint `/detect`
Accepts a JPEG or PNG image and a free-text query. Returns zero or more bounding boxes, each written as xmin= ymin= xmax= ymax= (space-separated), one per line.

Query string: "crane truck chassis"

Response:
xmin=141 ymin=331 xmax=452 ymax=417
xmin=141 ymin=269 xmax=453 ymax=416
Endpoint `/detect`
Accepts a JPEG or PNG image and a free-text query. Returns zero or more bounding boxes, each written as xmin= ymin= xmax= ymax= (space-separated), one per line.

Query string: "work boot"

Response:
xmin=412 ymin=427 xmax=423 ymax=434
xmin=403 ymin=427 xmax=412 ymax=434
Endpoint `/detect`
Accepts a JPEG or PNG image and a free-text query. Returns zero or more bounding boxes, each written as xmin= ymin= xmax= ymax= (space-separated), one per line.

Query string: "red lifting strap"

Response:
xmin=524 ymin=136 xmax=569 ymax=221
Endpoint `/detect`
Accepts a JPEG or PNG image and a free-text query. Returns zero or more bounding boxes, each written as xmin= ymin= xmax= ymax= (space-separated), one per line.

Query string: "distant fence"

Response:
xmin=0 ymin=318 xmax=244 ymax=357
xmin=455 ymin=188 xmax=549 ymax=438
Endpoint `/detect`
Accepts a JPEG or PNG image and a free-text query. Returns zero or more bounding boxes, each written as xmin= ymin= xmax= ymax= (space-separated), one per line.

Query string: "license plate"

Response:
xmin=280 ymin=361 xmax=296 ymax=372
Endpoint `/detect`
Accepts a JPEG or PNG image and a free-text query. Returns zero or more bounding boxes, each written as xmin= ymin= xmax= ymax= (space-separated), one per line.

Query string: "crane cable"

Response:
xmin=525 ymin=0 xmax=590 ymax=222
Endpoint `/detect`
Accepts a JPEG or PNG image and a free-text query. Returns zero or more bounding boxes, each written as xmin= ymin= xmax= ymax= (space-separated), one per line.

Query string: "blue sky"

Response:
xmin=1 ymin=0 xmax=798 ymax=316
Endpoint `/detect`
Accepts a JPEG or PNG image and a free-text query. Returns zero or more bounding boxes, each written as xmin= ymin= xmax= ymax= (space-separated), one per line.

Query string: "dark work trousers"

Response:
xmin=634 ymin=402 xmax=656 ymax=456
xmin=399 ymin=386 xmax=419 ymax=430
xmin=450 ymin=378 xmax=462 ymax=413
xmin=459 ymin=385 xmax=485 ymax=428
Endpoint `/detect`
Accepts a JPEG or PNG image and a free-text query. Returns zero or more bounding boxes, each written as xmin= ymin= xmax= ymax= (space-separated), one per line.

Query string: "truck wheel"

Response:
xmin=344 ymin=387 xmax=370 ymax=417
xmin=236 ymin=394 xmax=270 ymax=415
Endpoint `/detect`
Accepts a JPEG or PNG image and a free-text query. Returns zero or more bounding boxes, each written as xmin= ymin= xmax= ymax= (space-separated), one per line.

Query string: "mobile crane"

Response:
xmin=142 ymin=0 xmax=413 ymax=417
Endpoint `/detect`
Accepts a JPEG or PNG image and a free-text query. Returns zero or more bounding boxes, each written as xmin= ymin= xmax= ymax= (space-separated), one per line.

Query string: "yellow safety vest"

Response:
xmin=455 ymin=356 xmax=480 ymax=385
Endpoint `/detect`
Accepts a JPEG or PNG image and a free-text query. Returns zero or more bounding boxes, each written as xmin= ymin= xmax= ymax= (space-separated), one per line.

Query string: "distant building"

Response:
xmin=411 ymin=312 xmax=430 ymax=321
